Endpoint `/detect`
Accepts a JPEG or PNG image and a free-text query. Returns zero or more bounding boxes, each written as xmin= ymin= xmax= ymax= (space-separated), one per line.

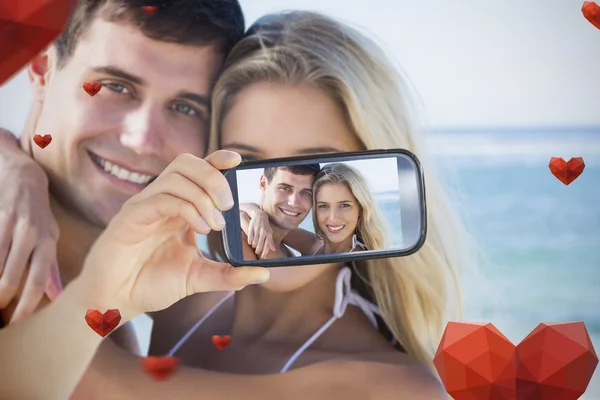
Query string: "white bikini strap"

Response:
xmin=167 ymin=291 xmax=235 ymax=357
xmin=280 ymin=266 xmax=381 ymax=372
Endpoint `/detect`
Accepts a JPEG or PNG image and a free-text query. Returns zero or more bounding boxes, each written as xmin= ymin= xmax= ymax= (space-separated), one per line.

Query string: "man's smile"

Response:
xmin=88 ymin=151 xmax=158 ymax=186
xmin=279 ymin=207 xmax=302 ymax=217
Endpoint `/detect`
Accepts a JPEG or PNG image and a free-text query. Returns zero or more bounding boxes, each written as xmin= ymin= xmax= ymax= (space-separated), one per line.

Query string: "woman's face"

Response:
xmin=220 ymin=81 xmax=363 ymax=292
xmin=315 ymin=183 xmax=360 ymax=245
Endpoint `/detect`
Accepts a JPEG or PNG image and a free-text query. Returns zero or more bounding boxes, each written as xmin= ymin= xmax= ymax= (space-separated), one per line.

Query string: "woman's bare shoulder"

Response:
xmin=278 ymin=356 xmax=447 ymax=400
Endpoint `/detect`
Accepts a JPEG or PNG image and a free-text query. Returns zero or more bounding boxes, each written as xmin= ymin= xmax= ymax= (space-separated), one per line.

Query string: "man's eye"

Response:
xmin=103 ymin=82 xmax=129 ymax=94
xmin=171 ymin=103 xmax=198 ymax=116
xmin=302 ymin=191 xmax=312 ymax=196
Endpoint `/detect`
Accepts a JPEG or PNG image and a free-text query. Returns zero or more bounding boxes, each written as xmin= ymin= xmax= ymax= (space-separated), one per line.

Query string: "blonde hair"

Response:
xmin=208 ymin=11 xmax=473 ymax=373
xmin=312 ymin=163 xmax=388 ymax=250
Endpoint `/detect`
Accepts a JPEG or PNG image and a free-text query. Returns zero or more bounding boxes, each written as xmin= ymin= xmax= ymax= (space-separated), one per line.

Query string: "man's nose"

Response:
xmin=119 ymin=103 xmax=165 ymax=156
xmin=287 ymin=193 xmax=301 ymax=208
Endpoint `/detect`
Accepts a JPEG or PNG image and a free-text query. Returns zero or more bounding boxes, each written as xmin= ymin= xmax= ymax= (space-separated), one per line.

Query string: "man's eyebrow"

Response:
xmin=178 ymin=92 xmax=211 ymax=109
xmin=90 ymin=66 xmax=145 ymax=85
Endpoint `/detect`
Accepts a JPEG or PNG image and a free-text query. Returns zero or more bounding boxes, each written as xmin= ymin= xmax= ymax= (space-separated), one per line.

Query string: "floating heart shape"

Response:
xmin=548 ymin=157 xmax=585 ymax=185
xmin=142 ymin=356 xmax=181 ymax=381
xmin=141 ymin=6 xmax=158 ymax=15
xmin=212 ymin=335 xmax=231 ymax=350
xmin=0 ymin=0 xmax=78 ymax=86
xmin=84 ymin=309 xmax=121 ymax=337
xmin=33 ymin=134 xmax=52 ymax=149
xmin=582 ymin=1 xmax=600 ymax=30
xmin=434 ymin=322 xmax=598 ymax=400
xmin=82 ymin=81 xmax=102 ymax=96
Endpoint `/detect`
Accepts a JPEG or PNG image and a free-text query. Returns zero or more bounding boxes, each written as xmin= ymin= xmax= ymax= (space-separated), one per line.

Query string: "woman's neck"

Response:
xmin=230 ymin=264 xmax=343 ymax=347
xmin=323 ymin=234 xmax=354 ymax=254
xmin=51 ymin=196 xmax=103 ymax=285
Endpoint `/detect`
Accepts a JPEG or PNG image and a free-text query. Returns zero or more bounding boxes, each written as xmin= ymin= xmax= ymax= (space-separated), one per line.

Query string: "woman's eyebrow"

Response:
xmin=220 ymin=142 xmax=260 ymax=153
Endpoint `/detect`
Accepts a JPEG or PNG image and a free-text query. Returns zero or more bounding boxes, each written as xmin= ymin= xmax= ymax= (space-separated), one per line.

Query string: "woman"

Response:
xmin=241 ymin=162 xmax=389 ymax=256
xmin=148 ymin=9 xmax=469 ymax=386
xmin=2 ymin=10 xmax=471 ymax=400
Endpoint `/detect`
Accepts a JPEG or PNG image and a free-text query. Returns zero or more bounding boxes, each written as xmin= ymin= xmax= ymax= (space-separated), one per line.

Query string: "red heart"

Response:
xmin=548 ymin=157 xmax=585 ymax=185
xmin=33 ymin=134 xmax=52 ymax=149
xmin=141 ymin=6 xmax=158 ymax=15
xmin=84 ymin=309 xmax=121 ymax=337
xmin=82 ymin=81 xmax=102 ymax=96
xmin=212 ymin=335 xmax=231 ymax=350
xmin=0 ymin=0 xmax=78 ymax=85
xmin=141 ymin=356 xmax=181 ymax=381
xmin=434 ymin=322 xmax=598 ymax=400
xmin=582 ymin=1 xmax=600 ymax=30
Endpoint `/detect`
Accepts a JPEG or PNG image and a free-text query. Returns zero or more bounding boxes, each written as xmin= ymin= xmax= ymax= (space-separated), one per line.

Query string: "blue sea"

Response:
xmin=431 ymin=128 xmax=600 ymax=399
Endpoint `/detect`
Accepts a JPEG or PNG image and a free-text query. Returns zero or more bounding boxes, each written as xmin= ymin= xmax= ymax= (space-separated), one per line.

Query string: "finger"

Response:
xmin=0 ymin=214 xmax=16 ymax=276
xmin=255 ymin=233 xmax=266 ymax=256
xmin=0 ymin=221 xmax=35 ymax=308
xmin=247 ymin=226 xmax=256 ymax=246
xmin=142 ymin=172 xmax=227 ymax=231
xmin=10 ymin=240 xmax=55 ymax=324
xmin=187 ymin=259 xmax=270 ymax=294
xmin=44 ymin=261 xmax=62 ymax=301
xmin=117 ymin=193 xmax=212 ymax=238
xmin=251 ymin=226 xmax=260 ymax=248
xmin=142 ymin=152 xmax=239 ymax=211
xmin=260 ymin=238 xmax=271 ymax=260
xmin=269 ymin=237 xmax=277 ymax=252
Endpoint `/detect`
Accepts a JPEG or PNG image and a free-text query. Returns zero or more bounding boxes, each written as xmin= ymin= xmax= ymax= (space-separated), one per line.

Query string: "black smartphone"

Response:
xmin=220 ymin=149 xmax=427 ymax=267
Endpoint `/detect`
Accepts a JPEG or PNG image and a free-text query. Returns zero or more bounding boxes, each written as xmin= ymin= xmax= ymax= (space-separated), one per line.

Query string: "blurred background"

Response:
xmin=1 ymin=0 xmax=599 ymax=397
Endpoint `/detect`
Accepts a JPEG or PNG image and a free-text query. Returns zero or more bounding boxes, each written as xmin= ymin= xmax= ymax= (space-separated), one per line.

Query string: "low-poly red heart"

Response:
xmin=82 ymin=81 xmax=102 ymax=96
xmin=548 ymin=157 xmax=585 ymax=185
xmin=582 ymin=1 xmax=600 ymax=30
xmin=434 ymin=322 xmax=598 ymax=400
xmin=0 ymin=0 xmax=78 ymax=86
xmin=84 ymin=309 xmax=121 ymax=337
xmin=212 ymin=335 xmax=231 ymax=350
xmin=142 ymin=356 xmax=181 ymax=381
xmin=33 ymin=134 xmax=52 ymax=149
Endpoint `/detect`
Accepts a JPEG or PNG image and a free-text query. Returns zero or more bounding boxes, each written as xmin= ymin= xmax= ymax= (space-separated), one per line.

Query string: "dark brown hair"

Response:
xmin=54 ymin=0 xmax=245 ymax=68
xmin=263 ymin=164 xmax=321 ymax=183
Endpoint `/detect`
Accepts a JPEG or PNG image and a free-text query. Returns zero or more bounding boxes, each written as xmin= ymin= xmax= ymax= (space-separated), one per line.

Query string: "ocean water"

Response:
xmin=431 ymin=129 xmax=600 ymax=399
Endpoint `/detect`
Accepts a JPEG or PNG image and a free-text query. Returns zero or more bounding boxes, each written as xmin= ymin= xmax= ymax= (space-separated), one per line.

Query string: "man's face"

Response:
xmin=260 ymin=169 xmax=314 ymax=232
xmin=30 ymin=18 xmax=223 ymax=227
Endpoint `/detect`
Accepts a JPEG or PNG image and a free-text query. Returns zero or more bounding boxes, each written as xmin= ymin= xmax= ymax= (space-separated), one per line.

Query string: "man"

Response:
xmin=0 ymin=0 xmax=244 ymax=326
xmin=242 ymin=165 xmax=320 ymax=260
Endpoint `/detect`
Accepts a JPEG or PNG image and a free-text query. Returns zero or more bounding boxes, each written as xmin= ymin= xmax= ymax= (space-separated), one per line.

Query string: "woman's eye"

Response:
xmin=340 ymin=204 xmax=350 ymax=208
xmin=171 ymin=103 xmax=198 ymax=116
xmin=103 ymin=82 xmax=129 ymax=94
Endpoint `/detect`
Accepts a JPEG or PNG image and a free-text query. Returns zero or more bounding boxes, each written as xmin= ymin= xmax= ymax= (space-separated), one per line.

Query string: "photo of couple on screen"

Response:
xmin=236 ymin=158 xmax=403 ymax=260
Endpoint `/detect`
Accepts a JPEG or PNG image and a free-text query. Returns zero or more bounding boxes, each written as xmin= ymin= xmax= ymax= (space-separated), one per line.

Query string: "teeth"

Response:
xmin=327 ymin=225 xmax=344 ymax=231
xmin=91 ymin=153 xmax=155 ymax=184
xmin=281 ymin=209 xmax=300 ymax=216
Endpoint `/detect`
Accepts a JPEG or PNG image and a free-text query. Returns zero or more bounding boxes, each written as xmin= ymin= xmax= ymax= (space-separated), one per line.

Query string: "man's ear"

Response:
xmin=259 ymin=175 xmax=267 ymax=190
xmin=27 ymin=49 xmax=54 ymax=102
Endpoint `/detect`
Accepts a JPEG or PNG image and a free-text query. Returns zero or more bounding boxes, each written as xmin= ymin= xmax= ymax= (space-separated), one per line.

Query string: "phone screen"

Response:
xmin=220 ymin=149 xmax=426 ymax=267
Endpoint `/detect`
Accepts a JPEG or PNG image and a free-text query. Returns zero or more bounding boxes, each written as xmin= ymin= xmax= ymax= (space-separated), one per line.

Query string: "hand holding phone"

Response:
xmin=220 ymin=149 xmax=427 ymax=267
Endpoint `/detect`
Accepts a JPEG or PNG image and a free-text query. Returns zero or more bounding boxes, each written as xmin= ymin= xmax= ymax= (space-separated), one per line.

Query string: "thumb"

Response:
xmin=187 ymin=259 xmax=270 ymax=294
xmin=203 ymin=150 xmax=242 ymax=171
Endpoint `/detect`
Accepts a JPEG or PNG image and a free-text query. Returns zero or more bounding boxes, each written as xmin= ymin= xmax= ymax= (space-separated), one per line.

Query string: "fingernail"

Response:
xmin=217 ymin=187 xmax=234 ymax=209
xmin=213 ymin=209 xmax=226 ymax=227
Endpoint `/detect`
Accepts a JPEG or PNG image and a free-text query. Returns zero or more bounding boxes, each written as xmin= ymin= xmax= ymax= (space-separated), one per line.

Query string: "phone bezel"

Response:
xmin=220 ymin=148 xmax=427 ymax=267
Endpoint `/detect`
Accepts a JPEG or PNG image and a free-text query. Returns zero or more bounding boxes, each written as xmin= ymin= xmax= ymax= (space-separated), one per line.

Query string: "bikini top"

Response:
xmin=312 ymin=234 xmax=368 ymax=256
xmin=166 ymin=266 xmax=385 ymax=373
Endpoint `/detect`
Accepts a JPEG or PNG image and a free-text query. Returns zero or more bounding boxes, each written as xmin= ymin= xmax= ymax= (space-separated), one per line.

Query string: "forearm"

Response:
xmin=0 ymin=279 xmax=107 ymax=400
xmin=239 ymin=202 xmax=262 ymax=218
